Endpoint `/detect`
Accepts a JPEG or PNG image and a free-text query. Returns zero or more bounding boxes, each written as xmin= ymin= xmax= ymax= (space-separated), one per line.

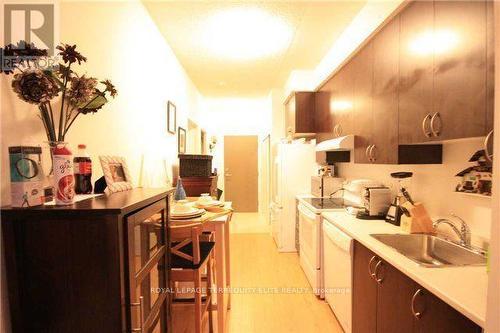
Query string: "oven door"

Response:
xmin=297 ymin=203 xmax=321 ymax=295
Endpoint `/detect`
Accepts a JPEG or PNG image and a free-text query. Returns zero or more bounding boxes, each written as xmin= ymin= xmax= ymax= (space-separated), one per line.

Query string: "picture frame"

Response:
xmin=167 ymin=101 xmax=176 ymax=134
xmin=178 ymin=127 xmax=186 ymax=154
xmin=99 ymin=156 xmax=133 ymax=193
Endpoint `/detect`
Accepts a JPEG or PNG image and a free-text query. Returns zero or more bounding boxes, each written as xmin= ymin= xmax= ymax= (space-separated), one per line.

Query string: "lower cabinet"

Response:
xmin=353 ymin=241 xmax=482 ymax=333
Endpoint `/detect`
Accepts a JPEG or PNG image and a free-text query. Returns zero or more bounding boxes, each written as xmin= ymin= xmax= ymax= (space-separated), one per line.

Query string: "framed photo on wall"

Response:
xmin=99 ymin=156 xmax=133 ymax=193
xmin=167 ymin=101 xmax=176 ymax=134
xmin=178 ymin=127 xmax=186 ymax=154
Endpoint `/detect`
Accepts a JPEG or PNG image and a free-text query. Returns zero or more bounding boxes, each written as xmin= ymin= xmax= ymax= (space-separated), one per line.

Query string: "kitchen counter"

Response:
xmin=321 ymin=211 xmax=487 ymax=328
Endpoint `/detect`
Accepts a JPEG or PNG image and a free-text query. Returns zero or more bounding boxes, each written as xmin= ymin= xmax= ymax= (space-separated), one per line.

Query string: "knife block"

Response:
xmin=400 ymin=202 xmax=434 ymax=234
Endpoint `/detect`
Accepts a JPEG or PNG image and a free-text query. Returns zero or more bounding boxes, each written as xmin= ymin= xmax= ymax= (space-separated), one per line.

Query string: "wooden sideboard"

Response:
xmin=1 ymin=188 xmax=174 ymax=333
xmin=181 ymin=176 xmax=219 ymax=198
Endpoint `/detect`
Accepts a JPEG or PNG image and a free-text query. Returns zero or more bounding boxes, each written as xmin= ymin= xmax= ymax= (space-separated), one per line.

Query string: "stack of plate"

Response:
xmin=194 ymin=200 xmax=224 ymax=209
xmin=171 ymin=208 xmax=205 ymax=220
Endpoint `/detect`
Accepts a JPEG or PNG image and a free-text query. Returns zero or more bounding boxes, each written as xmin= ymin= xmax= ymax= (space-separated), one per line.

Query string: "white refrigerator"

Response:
xmin=270 ymin=142 xmax=316 ymax=252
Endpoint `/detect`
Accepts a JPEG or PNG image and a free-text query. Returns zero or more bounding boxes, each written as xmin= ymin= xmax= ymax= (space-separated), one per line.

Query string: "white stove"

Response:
xmin=296 ymin=195 xmax=350 ymax=298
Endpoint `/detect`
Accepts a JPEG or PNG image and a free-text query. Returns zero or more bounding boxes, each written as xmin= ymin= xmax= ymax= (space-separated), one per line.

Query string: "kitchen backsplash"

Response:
xmin=336 ymin=137 xmax=492 ymax=246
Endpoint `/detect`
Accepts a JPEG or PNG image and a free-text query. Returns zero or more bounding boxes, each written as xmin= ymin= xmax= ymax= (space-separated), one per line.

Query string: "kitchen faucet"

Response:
xmin=433 ymin=214 xmax=471 ymax=248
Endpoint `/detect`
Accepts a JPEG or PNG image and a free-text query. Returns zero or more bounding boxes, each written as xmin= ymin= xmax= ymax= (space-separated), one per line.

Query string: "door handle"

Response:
xmin=369 ymin=145 xmax=376 ymax=162
xmin=374 ymin=260 xmax=384 ymax=284
xmin=368 ymin=255 xmax=378 ymax=280
xmin=422 ymin=114 xmax=432 ymax=138
xmin=484 ymin=130 xmax=494 ymax=162
xmin=365 ymin=145 xmax=372 ymax=161
xmin=411 ymin=289 xmax=424 ymax=319
xmin=334 ymin=124 xmax=339 ymax=137
xmin=337 ymin=124 xmax=343 ymax=136
xmin=430 ymin=112 xmax=442 ymax=137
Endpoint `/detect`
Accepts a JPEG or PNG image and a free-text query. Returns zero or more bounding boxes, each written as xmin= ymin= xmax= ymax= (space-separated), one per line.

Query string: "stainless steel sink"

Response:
xmin=370 ymin=234 xmax=486 ymax=267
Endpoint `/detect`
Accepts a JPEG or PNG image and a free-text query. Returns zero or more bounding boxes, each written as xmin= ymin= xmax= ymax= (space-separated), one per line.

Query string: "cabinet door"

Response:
xmin=398 ymin=1 xmax=434 ymax=144
xmin=486 ymin=0 xmax=495 ymax=132
xmin=372 ymin=15 xmax=400 ymax=164
xmin=433 ymin=0 xmax=487 ymax=140
xmin=352 ymin=241 xmax=378 ymax=333
xmin=126 ymin=199 xmax=170 ymax=333
xmin=352 ymin=43 xmax=374 ymax=163
xmin=285 ymin=94 xmax=296 ymax=134
xmin=413 ymin=287 xmax=482 ymax=333
xmin=295 ymin=92 xmax=316 ymax=133
xmin=334 ymin=62 xmax=354 ymax=137
xmin=375 ymin=260 xmax=416 ymax=333
xmin=315 ymin=84 xmax=334 ymax=142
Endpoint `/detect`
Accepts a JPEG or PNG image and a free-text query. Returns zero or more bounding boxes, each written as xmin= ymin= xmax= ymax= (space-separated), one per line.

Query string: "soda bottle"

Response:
xmin=74 ymin=144 xmax=93 ymax=194
xmin=53 ymin=143 xmax=75 ymax=205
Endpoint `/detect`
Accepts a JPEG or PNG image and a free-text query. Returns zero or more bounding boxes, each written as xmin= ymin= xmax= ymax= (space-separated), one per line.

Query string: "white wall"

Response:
xmin=200 ymin=97 xmax=272 ymax=194
xmin=0 ymin=2 xmax=203 ymax=331
xmin=336 ymin=138 xmax=492 ymax=245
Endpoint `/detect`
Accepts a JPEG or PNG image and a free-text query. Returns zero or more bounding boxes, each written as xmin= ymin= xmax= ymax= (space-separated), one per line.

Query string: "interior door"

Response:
xmin=259 ymin=135 xmax=271 ymax=224
xmin=224 ymin=135 xmax=258 ymax=212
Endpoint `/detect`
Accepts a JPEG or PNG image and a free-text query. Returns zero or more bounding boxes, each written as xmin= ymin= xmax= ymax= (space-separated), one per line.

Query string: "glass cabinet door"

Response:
xmin=126 ymin=199 xmax=170 ymax=333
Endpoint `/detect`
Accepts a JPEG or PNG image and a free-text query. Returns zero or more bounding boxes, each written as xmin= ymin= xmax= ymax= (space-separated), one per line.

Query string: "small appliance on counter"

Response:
xmin=343 ymin=179 xmax=391 ymax=219
xmin=311 ymin=175 xmax=344 ymax=198
xmin=386 ymin=172 xmax=413 ymax=226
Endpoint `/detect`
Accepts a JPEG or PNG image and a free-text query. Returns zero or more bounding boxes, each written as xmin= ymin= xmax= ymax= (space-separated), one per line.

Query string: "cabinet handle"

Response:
xmin=374 ymin=260 xmax=384 ymax=284
xmin=422 ymin=114 xmax=432 ymax=138
xmin=131 ymin=296 xmax=144 ymax=332
xmin=365 ymin=145 xmax=372 ymax=161
xmin=411 ymin=289 xmax=424 ymax=319
xmin=484 ymin=130 xmax=494 ymax=162
xmin=337 ymin=124 xmax=343 ymax=137
xmin=369 ymin=145 xmax=376 ymax=162
xmin=368 ymin=255 xmax=378 ymax=279
xmin=430 ymin=112 xmax=442 ymax=137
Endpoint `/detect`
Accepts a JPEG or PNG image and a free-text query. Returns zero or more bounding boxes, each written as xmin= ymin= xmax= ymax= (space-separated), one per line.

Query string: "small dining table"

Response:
xmin=170 ymin=198 xmax=233 ymax=333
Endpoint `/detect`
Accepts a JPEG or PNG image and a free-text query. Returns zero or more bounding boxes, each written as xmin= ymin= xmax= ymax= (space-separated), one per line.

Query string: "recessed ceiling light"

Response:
xmin=199 ymin=7 xmax=293 ymax=61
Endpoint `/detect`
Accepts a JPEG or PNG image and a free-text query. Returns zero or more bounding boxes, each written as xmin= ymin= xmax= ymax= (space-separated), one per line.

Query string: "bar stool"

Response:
xmin=169 ymin=222 xmax=215 ymax=333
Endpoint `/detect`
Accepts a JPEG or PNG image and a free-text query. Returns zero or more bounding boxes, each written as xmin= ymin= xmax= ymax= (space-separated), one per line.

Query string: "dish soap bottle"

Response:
xmin=174 ymin=177 xmax=186 ymax=201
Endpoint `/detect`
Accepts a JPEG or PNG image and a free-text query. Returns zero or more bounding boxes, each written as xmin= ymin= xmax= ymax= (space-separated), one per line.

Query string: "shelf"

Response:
xmin=454 ymin=191 xmax=492 ymax=199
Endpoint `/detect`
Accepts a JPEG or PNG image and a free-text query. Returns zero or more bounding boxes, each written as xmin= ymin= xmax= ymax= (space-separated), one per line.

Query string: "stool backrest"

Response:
xmin=169 ymin=222 xmax=202 ymax=265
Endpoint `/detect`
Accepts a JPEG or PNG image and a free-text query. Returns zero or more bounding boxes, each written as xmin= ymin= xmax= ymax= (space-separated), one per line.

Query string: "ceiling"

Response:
xmin=144 ymin=1 xmax=366 ymax=97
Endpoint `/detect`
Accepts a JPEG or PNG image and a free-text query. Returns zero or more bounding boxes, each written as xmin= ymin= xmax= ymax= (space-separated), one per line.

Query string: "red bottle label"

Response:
xmin=74 ymin=162 xmax=92 ymax=174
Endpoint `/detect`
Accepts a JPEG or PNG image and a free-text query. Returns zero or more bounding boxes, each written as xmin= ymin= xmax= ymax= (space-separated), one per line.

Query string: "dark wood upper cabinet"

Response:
xmin=334 ymin=61 xmax=355 ymax=137
xmin=372 ymin=15 xmax=400 ymax=164
xmin=433 ymin=0 xmax=487 ymax=140
xmin=486 ymin=0 xmax=495 ymax=133
xmin=352 ymin=43 xmax=374 ymax=163
xmin=285 ymin=91 xmax=315 ymax=137
xmin=398 ymin=1 xmax=435 ymax=144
